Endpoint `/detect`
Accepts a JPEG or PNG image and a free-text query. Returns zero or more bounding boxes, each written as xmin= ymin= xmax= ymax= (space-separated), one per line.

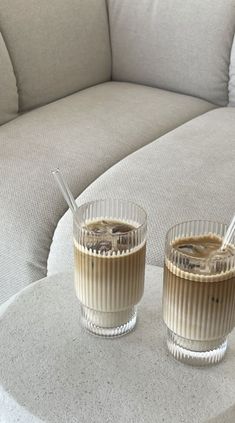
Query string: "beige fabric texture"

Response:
xmin=0 ymin=0 xmax=111 ymax=112
xmin=108 ymin=0 xmax=235 ymax=106
xmin=0 ymin=33 xmax=18 ymax=125
xmin=48 ymin=108 xmax=235 ymax=277
xmin=229 ymin=35 xmax=235 ymax=106
xmin=0 ymin=81 xmax=215 ymax=304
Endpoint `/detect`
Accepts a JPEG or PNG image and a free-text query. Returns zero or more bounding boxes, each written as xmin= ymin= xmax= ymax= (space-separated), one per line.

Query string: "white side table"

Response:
xmin=0 ymin=265 xmax=235 ymax=423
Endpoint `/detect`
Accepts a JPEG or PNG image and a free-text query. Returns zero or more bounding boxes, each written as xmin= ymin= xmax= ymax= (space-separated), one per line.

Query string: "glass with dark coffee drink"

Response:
xmin=74 ymin=199 xmax=147 ymax=337
xmin=163 ymin=220 xmax=235 ymax=366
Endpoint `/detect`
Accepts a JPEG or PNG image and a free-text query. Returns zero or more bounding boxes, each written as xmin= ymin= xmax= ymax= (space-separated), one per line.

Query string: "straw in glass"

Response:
xmin=52 ymin=168 xmax=78 ymax=214
xmin=221 ymin=214 xmax=235 ymax=251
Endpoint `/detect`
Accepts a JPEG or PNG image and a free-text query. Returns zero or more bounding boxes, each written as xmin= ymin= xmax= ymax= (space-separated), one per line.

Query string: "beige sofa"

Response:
xmin=1 ymin=0 xmax=235 ymax=304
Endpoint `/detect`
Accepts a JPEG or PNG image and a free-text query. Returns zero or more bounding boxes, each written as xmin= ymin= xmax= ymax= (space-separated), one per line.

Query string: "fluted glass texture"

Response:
xmin=163 ymin=220 xmax=235 ymax=365
xmin=74 ymin=199 xmax=147 ymax=337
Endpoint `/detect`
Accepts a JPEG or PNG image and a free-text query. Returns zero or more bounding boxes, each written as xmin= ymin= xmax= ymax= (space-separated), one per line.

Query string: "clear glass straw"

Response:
xmin=221 ymin=214 xmax=235 ymax=251
xmin=52 ymin=168 xmax=77 ymax=214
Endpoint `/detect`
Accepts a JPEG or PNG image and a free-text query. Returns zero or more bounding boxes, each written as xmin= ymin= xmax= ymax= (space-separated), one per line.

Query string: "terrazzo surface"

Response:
xmin=0 ymin=266 xmax=235 ymax=423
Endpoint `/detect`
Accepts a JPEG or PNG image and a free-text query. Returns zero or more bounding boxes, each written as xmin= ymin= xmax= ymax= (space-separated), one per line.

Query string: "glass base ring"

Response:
xmin=81 ymin=304 xmax=137 ymax=337
xmin=167 ymin=329 xmax=228 ymax=366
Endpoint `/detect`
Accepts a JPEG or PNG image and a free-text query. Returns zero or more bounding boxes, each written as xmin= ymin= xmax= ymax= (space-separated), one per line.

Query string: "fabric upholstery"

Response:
xmin=0 ymin=0 xmax=111 ymax=112
xmin=108 ymin=0 xmax=235 ymax=106
xmin=0 ymin=33 xmax=18 ymax=125
xmin=48 ymin=108 xmax=235 ymax=276
xmin=0 ymin=81 xmax=215 ymax=304
xmin=229 ymin=35 xmax=235 ymax=106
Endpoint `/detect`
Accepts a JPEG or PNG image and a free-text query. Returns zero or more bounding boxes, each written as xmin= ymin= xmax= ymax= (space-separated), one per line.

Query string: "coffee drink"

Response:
xmin=74 ymin=218 xmax=146 ymax=329
xmin=163 ymin=234 xmax=235 ymax=346
xmin=163 ymin=221 xmax=235 ymax=365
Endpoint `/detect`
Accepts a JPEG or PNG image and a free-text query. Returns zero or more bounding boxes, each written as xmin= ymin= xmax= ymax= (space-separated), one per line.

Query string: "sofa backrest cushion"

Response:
xmin=229 ymin=36 xmax=235 ymax=106
xmin=108 ymin=0 xmax=235 ymax=106
xmin=0 ymin=0 xmax=111 ymax=112
xmin=0 ymin=33 xmax=18 ymax=125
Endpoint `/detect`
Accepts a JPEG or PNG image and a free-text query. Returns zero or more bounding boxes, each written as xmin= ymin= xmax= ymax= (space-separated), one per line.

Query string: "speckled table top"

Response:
xmin=0 ymin=265 xmax=235 ymax=423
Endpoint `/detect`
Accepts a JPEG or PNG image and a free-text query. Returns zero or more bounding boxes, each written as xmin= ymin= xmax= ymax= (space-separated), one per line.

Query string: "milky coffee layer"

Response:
xmin=75 ymin=240 xmax=146 ymax=313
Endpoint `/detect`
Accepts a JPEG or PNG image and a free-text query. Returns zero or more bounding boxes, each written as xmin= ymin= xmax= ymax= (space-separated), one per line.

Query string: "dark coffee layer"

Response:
xmin=81 ymin=219 xmax=137 ymax=254
xmin=85 ymin=219 xmax=135 ymax=235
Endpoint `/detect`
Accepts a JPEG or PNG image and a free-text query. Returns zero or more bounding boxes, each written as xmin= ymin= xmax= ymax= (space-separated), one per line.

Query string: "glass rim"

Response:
xmin=73 ymin=198 xmax=147 ymax=235
xmin=164 ymin=219 xmax=235 ymax=266
xmin=164 ymin=219 xmax=235 ymax=279
xmin=165 ymin=219 xmax=228 ymax=240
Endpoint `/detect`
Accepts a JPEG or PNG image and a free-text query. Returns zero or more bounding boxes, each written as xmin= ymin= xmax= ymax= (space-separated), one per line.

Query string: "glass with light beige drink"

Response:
xmin=163 ymin=220 xmax=235 ymax=366
xmin=74 ymin=199 xmax=147 ymax=337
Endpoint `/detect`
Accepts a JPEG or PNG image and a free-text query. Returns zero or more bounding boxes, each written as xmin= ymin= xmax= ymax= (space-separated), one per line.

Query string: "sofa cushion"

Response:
xmin=108 ymin=0 xmax=235 ymax=106
xmin=47 ymin=108 xmax=235 ymax=276
xmin=0 ymin=33 xmax=18 ymax=125
xmin=229 ymin=35 xmax=235 ymax=106
xmin=0 ymin=81 xmax=215 ymax=304
xmin=0 ymin=0 xmax=111 ymax=112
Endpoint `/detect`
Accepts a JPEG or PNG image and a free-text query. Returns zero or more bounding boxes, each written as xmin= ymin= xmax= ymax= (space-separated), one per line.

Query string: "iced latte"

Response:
xmin=74 ymin=200 xmax=147 ymax=337
xmin=163 ymin=221 xmax=235 ymax=365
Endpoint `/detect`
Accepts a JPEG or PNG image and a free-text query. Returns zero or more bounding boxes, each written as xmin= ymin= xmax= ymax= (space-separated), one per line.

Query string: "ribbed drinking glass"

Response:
xmin=74 ymin=199 xmax=147 ymax=337
xmin=163 ymin=220 xmax=235 ymax=366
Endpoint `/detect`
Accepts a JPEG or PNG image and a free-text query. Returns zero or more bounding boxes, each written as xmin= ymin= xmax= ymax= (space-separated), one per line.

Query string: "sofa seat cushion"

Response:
xmin=0 ymin=81 xmax=215 ymax=304
xmin=48 ymin=108 xmax=235 ymax=276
